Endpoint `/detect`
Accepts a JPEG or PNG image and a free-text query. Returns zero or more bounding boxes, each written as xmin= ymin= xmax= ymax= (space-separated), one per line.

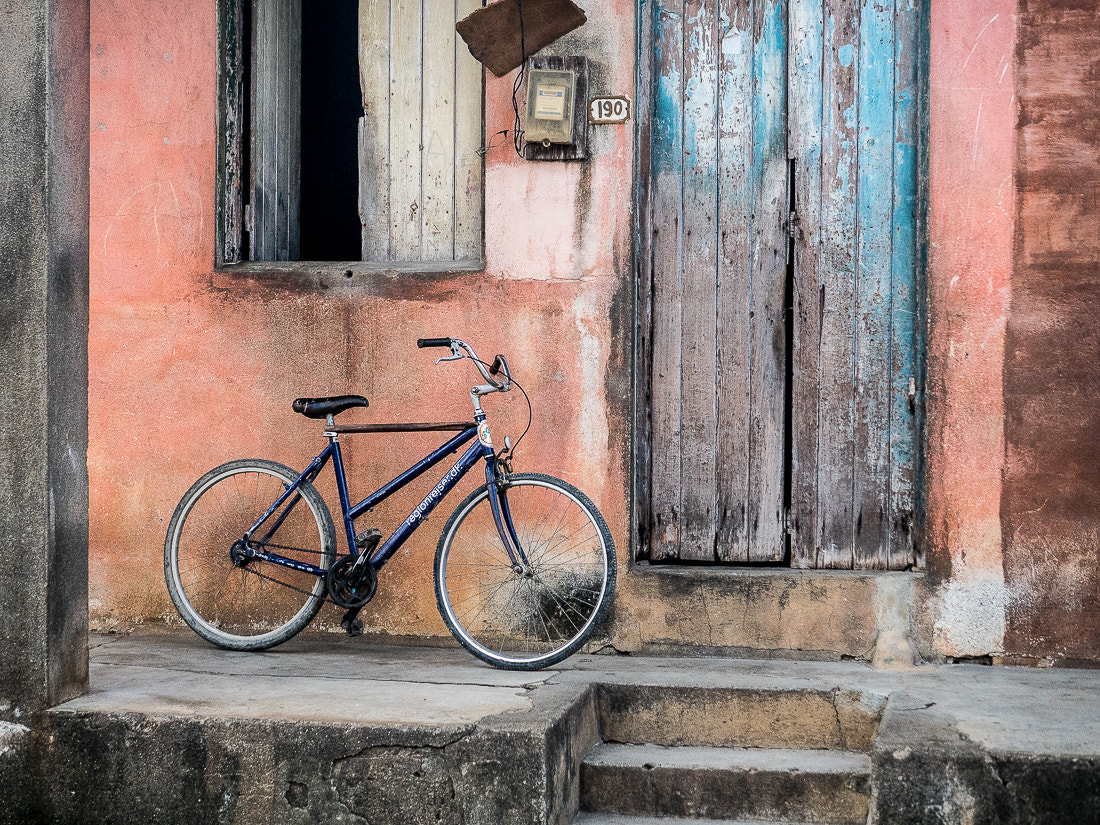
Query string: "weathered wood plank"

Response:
xmin=850 ymin=0 xmax=894 ymax=569
xmin=648 ymin=0 xmax=686 ymax=561
xmin=678 ymin=0 xmax=720 ymax=561
xmin=218 ymin=0 xmax=245 ymax=264
xmin=250 ymin=0 xmax=301 ymax=261
xmin=813 ymin=0 xmax=859 ymax=568
xmin=714 ymin=0 xmax=754 ymax=562
xmin=283 ymin=0 xmax=302 ymax=261
xmin=635 ymin=0 xmax=657 ymax=556
xmin=454 ymin=0 xmax=587 ymax=77
xmin=389 ymin=0 xmax=424 ymax=259
xmin=454 ymin=0 xmax=484 ymax=261
xmin=788 ymin=0 xmax=825 ymax=569
xmin=745 ymin=0 xmax=788 ymax=561
xmin=422 ymin=3 xmax=458 ymax=260
xmin=887 ymin=0 xmax=920 ymax=569
xmin=360 ymin=0 xmax=481 ymax=264
xmin=250 ymin=0 xmax=271 ymax=259
xmin=358 ymin=0 xmax=392 ymax=259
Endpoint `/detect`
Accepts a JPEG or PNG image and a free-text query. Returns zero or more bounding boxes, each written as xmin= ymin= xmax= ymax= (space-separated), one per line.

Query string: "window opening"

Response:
xmin=220 ymin=0 xmax=484 ymax=267
xmin=300 ymin=0 xmax=362 ymax=261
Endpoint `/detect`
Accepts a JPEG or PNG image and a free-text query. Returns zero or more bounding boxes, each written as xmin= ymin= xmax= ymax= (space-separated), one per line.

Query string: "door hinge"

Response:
xmin=787 ymin=210 xmax=799 ymax=239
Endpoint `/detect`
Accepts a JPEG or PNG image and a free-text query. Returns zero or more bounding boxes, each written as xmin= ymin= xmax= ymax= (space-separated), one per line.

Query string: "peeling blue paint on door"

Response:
xmin=643 ymin=0 xmax=923 ymax=569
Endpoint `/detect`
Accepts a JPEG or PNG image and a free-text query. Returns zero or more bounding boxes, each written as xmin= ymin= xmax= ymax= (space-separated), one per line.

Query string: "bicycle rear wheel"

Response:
xmin=434 ymin=472 xmax=616 ymax=670
xmin=164 ymin=459 xmax=336 ymax=650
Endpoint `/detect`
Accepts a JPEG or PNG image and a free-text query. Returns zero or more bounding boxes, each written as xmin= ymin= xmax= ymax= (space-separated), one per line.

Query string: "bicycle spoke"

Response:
xmin=435 ymin=475 xmax=615 ymax=669
xmin=166 ymin=461 xmax=335 ymax=650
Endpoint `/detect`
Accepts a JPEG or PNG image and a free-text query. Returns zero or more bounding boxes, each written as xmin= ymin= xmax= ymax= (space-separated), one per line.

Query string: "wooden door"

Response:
xmin=639 ymin=0 xmax=922 ymax=569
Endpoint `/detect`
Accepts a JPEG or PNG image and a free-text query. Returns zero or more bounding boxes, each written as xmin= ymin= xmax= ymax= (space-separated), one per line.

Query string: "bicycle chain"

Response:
xmin=234 ymin=542 xmax=342 ymax=603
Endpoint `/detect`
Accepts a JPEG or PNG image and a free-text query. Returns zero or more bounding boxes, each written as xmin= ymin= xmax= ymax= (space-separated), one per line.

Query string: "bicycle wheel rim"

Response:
xmin=166 ymin=463 xmax=331 ymax=648
xmin=436 ymin=475 xmax=614 ymax=668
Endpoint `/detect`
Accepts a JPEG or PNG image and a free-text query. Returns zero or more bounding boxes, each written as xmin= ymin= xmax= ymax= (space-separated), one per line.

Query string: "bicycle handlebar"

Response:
xmin=418 ymin=337 xmax=510 ymax=392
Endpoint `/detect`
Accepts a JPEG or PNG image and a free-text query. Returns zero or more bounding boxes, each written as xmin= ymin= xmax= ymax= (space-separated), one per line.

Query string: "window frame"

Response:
xmin=214 ymin=0 xmax=486 ymax=275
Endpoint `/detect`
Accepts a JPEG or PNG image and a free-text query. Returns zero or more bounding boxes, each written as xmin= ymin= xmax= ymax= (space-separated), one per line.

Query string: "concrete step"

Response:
xmin=596 ymin=684 xmax=885 ymax=751
xmin=580 ymin=743 xmax=871 ymax=824
xmin=574 ymin=814 xmax=819 ymax=825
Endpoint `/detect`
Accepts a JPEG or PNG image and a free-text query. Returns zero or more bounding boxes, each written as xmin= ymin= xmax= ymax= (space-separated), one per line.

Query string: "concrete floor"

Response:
xmin=74 ymin=628 xmax=1100 ymax=759
xmin=3 ymin=629 xmax=1095 ymax=824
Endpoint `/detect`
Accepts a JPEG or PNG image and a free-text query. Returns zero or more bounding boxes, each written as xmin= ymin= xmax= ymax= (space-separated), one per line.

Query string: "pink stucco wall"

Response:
xmin=921 ymin=0 xmax=1016 ymax=656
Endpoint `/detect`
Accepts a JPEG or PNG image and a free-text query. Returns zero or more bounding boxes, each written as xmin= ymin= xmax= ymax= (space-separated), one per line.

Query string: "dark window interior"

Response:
xmin=300 ymin=0 xmax=362 ymax=261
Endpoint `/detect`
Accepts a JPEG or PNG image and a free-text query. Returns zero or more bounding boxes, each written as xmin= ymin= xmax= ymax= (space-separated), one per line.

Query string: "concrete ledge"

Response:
xmin=871 ymin=692 xmax=1100 ymax=824
xmin=22 ymin=701 xmax=590 ymax=825
xmin=8 ymin=633 xmax=1100 ymax=825
xmin=609 ymin=564 xmax=920 ymax=662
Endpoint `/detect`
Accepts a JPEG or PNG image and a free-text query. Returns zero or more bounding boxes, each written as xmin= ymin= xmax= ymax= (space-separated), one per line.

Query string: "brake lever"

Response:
xmin=435 ymin=353 xmax=464 ymax=365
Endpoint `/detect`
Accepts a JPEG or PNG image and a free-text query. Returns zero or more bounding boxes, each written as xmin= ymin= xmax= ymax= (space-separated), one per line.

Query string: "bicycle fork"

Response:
xmin=486 ymin=456 xmax=531 ymax=574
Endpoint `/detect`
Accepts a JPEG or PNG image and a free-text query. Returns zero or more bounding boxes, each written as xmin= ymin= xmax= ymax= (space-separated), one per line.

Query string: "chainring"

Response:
xmin=325 ymin=554 xmax=378 ymax=609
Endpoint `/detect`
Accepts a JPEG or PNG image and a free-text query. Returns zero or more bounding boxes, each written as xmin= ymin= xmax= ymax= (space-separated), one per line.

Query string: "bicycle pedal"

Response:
xmin=355 ymin=527 xmax=382 ymax=553
xmin=341 ymin=616 xmax=364 ymax=637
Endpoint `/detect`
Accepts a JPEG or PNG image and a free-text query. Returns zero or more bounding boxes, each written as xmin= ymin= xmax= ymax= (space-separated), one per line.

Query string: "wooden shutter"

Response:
xmin=359 ymin=0 xmax=484 ymax=263
xmin=250 ymin=0 xmax=302 ymax=261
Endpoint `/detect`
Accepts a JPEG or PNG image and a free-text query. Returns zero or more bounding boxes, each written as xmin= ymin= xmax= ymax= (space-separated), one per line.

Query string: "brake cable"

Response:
xmin=469 ymin=354 xmax=533 ymax=460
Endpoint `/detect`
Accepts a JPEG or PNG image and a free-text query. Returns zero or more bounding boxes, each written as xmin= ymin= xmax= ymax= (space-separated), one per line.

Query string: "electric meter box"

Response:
xmin=525 ymin=68 xmax=577 ymax=145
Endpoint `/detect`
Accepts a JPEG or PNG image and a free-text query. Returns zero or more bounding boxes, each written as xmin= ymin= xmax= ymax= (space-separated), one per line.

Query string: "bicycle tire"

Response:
xmin=434 ymin=472 xmax=616 ymax=670
xmin=164 ymin=459 xmax=337 ymax=650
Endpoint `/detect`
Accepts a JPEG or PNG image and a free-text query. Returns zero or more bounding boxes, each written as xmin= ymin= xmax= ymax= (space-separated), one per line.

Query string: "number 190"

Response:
xmin=589 ymin=97 xmax=630 ymax=123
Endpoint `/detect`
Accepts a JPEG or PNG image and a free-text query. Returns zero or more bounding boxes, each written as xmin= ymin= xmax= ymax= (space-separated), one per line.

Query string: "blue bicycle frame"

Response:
xmin=237 ymin=413 xmax=528 ymax=578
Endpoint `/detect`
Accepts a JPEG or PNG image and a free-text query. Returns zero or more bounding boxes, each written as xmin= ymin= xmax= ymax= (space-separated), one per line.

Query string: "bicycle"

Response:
xmin=163 ymin=337 xmax=617 ymax=670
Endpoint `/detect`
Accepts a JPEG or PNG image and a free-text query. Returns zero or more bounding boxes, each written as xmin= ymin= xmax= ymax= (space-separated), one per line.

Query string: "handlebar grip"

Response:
xmin=417 ymin=337 xmax=453 ymax=349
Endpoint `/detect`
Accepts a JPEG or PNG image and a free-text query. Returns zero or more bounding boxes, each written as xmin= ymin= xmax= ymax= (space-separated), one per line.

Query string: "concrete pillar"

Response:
xmin=0 ymin=0 xmax=90 ymax=721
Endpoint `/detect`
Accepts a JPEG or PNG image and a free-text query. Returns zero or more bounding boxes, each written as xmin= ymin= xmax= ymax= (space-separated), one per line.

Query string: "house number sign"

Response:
xmin=588 ymin=95 xmax=631 ymax=124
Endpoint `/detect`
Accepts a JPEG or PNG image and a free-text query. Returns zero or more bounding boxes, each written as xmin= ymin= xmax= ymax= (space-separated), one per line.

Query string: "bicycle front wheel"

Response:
xmin=434 ymin=473 xmax=616 ymax=670
xmin=164 ymin=459 xmax=337 ymax=650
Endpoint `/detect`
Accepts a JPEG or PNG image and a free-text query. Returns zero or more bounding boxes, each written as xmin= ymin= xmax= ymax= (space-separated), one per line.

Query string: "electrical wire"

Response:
xmin=511 ymin=0 xmax=528 ymax=157
xmin=476 ymin=0 xmax=529 ymax=158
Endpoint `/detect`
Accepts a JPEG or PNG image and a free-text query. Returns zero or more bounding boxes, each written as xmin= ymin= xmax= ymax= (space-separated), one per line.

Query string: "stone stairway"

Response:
xmin=573 ymin=683 xmax=885 ymax=825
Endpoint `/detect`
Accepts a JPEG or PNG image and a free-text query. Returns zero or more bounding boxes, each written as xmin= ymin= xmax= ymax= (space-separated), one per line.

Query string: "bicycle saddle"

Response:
xmin=292 ymin=395 xmax=369 ymax=419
